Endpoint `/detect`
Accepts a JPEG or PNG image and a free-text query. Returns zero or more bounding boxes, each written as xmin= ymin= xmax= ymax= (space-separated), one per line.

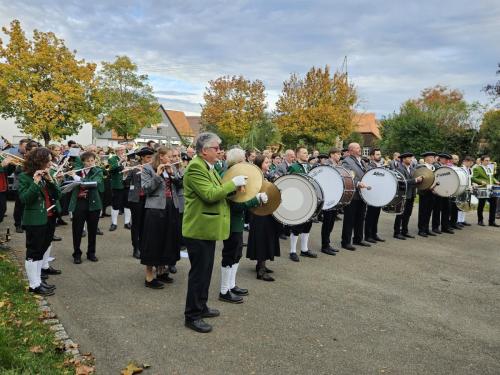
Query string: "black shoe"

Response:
xmin=461 ymin=221 xmax=471 ymax=226
xmin=489 ymin=223 xmax=500 ymax=227
xmin=168 ymin=265 xmax=177 ymax=274
xmin=289 ymin=253 xmax=300 ymax=262
xmin=279 ymin=234 xmax=288 ymax=240
xmin=145 ymin=279 xmax=164 ymax=289
xmin=264 ymin=267 xmax=274 ymax=273
xmin=52 ymin=235 xmax=62 ymax=241
xmin=478 ymin=221 xmax=485 ymax=226
xmin=157 ymin=273 xmax=174 ymax=283
xmin=109 ymin=224 xmax=117 ymax=231
xmin=41 ymin=281 xmax=56 ymax=290
xmin=132 ymin=248 xmax=141 ymax=259
xmin=86 ymin=255 xmax=98 ymax=262
xmin=185 ymin=319 xmax=212 ymax=333
xmin=201 ymin=308 xmax=220 ymax=318
xmin=73 ymin=257 xmax=82 ymax=264
xmin=418 ymin=231 xmax=428 ymax=237
xmin=353 ymin=241 xmax=371 ymax=247
xmin=365 ymin=238 xmax=377 ymax=243
xmin=373 ymin=235 xmax=385 ymax=242
xmin=425 ymin=231 xmax=436 ymax=236
xmin=15 ymin=226 xmax=24 ymax=233
xmin=124 ymin=223 xmax=132 ymax=230
xmin=56 ymin=218 xmax=68 ymax=226
xmin=96 ymin=228 xmax=104 ymax=235
xmin=29 ymin=286 xmax=55 ymax=296
xmin=219 ymin=291 xmax=243 ymax=304
xmin=402 ymin=233 xmax=415 ymax=239
xmin=321 ymin=247 xmax=337 ymax=256
xmin=257 ymin=268 xmax=275 ymax=281
xmin=393 ymin=234 xmax=407 ymax=240
xmin=341 ymin=244 xmax=356 ymax=251
xmin=81 ymin=230 xmax=86 ymax=238
xmin=432 ymin=229 xmax=442 ymax=234
xmin=451 ymin=225 xmax=462 ymax=230
xmin=300 ymin=250 xmax=318 ymax=258
xmin=231 ymin=286 xmax=249 ymax=296
xmin=41 ymin=266 xmax=61 ymax=275
xmin=442 ymin=229 xmax=454 ymax=234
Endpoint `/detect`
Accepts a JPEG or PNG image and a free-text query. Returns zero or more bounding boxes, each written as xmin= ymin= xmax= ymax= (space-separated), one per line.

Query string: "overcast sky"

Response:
xmin=1 ymin=1 xmax=499 ymax=116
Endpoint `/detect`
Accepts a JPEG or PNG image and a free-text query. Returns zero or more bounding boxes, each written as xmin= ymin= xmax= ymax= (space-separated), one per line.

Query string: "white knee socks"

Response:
xmin=230 ymin=263 xmax=239 ymax=290
xmin=457 ymin=211 xmax=465 ymax=223
xmin=111 ymin=209 xmax=119 ymax=225
xmin=300 ymin=233 xmax=310 ymax=252
xmin=42 ymin=246 xmax=51 ymax=270
xmin=124 ymin=208 xmax=131 ymax=224
xmin=220 ymin=266 xmax=232 ymax=294
xmin=25 ymin=260 xmax=40 ymax=289
xmin=290 ymin=234 xmax=298 ymax=254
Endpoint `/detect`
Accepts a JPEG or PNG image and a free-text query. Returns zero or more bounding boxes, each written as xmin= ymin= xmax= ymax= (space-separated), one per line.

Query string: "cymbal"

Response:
xmin=251 ymin=180 xmax=281 ymax=216
xmin=412 ymin=165 xmax=435 ymax=190
xmin=222 ymin=162 xmax=263 ymax=202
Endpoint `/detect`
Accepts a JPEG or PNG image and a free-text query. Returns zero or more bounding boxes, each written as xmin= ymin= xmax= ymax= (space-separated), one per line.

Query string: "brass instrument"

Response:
xmin=250 ymin=180 xmax=281 ymax=216
xmin=221 ymin=162 xmax=264 ymax=202
xmin=0 ymin=151 xmax=25 ymax=166
xmin=62 ymin=166 xmax=94 ymax=176
xmin=412 ymin=165 xmax=435 ymax=190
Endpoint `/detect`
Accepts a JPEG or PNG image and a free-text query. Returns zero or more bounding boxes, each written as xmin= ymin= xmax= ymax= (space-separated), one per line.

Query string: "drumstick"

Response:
xmin=46 ymin=205 xmax=56 ymax=212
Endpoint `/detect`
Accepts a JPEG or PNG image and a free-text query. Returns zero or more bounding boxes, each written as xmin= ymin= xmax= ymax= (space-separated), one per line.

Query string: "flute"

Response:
xmin=62 ymin=166 xmax=93 ymax=176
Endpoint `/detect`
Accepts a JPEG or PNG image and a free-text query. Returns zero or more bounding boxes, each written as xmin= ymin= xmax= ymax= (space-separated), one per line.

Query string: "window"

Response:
xmin=362 ymin=147 xmax=370 ymax=157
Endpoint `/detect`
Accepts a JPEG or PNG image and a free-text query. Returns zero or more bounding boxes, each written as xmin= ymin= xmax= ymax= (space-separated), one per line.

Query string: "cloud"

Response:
xmin=0 ymin=0 xmax=499 ymax=117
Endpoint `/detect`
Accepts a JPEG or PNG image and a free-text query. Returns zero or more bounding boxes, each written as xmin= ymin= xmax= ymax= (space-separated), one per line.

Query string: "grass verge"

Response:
xmin=0 ymin=251 xmax=71 ymax=374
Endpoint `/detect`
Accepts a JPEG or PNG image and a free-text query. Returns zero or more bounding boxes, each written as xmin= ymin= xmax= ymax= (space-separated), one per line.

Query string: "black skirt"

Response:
xmin=140 ymin=199 xmax=181 ymax=266
xmin=246 ymin=213 xmax=281 ymax=261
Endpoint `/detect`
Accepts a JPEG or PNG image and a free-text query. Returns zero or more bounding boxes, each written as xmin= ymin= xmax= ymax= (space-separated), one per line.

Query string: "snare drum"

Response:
xmin=433 ymin=166 xmax=468 ymax=197
xmin=490 ymin=185 xmax=500 ymax=198
xmin=272 ymin=174 xmax=324 ymax=226
xmin=308 ymin=165 xmax=354 ymax=210
xmin=474 ymin=187 xmax=491 ymax=199
xmin=456 ymin=190 xmax=478 ymax=212
xmin=360 ymin=168 xmax=407 ymax=208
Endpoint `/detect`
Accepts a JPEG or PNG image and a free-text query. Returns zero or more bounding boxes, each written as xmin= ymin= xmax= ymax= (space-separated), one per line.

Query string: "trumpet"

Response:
xmin=0 ymin=151 xmax=25 ymax=166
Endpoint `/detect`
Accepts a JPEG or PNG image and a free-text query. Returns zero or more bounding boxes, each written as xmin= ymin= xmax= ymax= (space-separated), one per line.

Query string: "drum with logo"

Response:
xmin=490 ymin=185 xmax=500 ymax=198
xmin=360 ymin=167 xmax=407 ymax=208
xmin=433 ymin=166 xmax=469 ymax=197
xmin=474 ymin=187 xmax=491 ymax=199
xmin=308 ymin=165 xmax=354 ymax=210
xmin=272 ymin=174 xmax=324 ymax=226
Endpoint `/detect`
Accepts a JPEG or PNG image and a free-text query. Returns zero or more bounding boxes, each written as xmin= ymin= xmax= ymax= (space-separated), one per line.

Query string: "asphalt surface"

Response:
xmin=4 ymin=202 xmax=500 ymax=375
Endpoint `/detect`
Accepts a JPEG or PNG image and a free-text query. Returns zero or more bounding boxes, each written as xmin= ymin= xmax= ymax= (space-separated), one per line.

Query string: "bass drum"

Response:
xmin=433 ymin=166 xmax=468 ymax=197
xmin=382 ymin=199 xmax=406 ymax=215
xmin=272 ymin=174 xmax=324 ymax=226
xmin=308 ymin=165 xmax=354 ymax=210
xmin=456 ymin=190 xmax=478 ymax=212
xmin=360 ymin=168 xmax=407 ymax=208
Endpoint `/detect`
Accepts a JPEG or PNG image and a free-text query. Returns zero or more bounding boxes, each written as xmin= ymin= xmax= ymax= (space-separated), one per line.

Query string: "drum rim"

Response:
xmin=308 ymin=165 xmax=344 ymax=210
xmin=433 ymin=166 xmax=467 ymax=197
xmin=360 ymin=167 xmax=399 ymax=207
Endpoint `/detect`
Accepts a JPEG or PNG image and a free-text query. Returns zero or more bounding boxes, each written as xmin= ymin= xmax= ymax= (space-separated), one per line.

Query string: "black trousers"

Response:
xmin=478 ymin=197 xmax=497 ymax=224
xmin=394 ymin=197 xmax=414 ymax=235
xmin=111 ymin=188 xmax=129 ymax=210
xmin=290 ymin=221 xmax=313 ymax=235
xmin=321 ymin=210 xmax=336 ymax=248
xmin=25 ymin=216 xmax=56 ymax=261
xmin=222 ymin=231 xmax=243 ymax=267
xmin=437 ymin=197 xmax=451 ymax=231
xmin=184 ymin=238 xmax=216 ymax=321
xmin=129 ymin=197 xmax=146 ymax=250
xmin=0 ymin=192 xmax=6 ymax=224
xmin=449 ymin=201 xmax=458 ymax=226
xmin=364 ymin=205 xmax=381 ymax=239
xmin=13 ymin=192 xmax=23 ymax=227
xmin=432 ymin=195 xmax=441 ymax=230
xmin=418 ymin=191 xmax=434 ymax=233
xmin=72 ymin=199 xmax=100 ymax=258
xmin=341 ymin=199 xmax=366 ymax=245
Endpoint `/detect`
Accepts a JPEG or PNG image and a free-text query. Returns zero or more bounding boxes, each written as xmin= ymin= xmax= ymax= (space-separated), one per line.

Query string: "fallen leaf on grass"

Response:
xmin=24 ymin=320 xmax=33 ymax=327
xmin=29 ymin=345 xmax=44 ymax=354
xmin=75 ymin=364 xmax=95 ymax=375
xmin=121 ymin=363 xmax=144 ymax=375
xmin=142 ymin=363 xmax=151 ymax=369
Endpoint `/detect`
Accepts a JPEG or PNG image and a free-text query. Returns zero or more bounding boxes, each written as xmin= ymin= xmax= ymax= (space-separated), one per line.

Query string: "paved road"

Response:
xmin=4 ymin=202 xmax=500 ymax=375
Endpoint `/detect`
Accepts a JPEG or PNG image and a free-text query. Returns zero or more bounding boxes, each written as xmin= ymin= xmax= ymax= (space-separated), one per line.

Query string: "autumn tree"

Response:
xmin=274 ymin=65 xmax=358 ymax=147
xmin=96 ymin=56 xmax=161 ymax=141
xmin=0 ymin=20 xmax=98 ymax=145
xmin=484 ymin=63 xmax=500 ymax=103
xmin=480 ymin=109 xmax=500 ymax=159
xmin=201 ymin=75 xmax=267 ymax=146
xmin=240 ymin=115 xmax=281 ymax=152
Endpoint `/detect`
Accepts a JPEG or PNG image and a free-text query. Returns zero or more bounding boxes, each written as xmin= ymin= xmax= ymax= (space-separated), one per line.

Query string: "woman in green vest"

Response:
xmin=18 ymin=148 xmax=61 ymax=296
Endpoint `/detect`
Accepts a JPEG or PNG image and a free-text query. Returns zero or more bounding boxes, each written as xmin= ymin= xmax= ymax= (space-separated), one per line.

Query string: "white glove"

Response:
xmin=232 ymin=175 xmax=247 ymax=187
xmin=256 ymin=192 xmax=268 ymax=204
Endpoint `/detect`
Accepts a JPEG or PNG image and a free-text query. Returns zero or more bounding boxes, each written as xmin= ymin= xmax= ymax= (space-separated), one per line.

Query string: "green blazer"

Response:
xmin=18 ymin=172 xmax=61 ymax=226
xmin=229 ymin=198 xmax=259 ymax=233
xmin=67 ymin=167 xmax=104 ymax=212
xmin=182 ymin=156 xmax=236 ymax=240
xmin=108 ymin=155 xmax=125 ymax=190
xmin=287 ymin=162 xmax=310 ymax=174
xmin=472 ymin=165 xmax=498 ymax=186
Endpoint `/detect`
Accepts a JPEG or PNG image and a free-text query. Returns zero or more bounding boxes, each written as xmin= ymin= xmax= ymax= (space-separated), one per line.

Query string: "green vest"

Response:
xmin=67 ymin=167 xmax=104 ymax=212
xmin=287 ymin=162 xmax=310 ymax=174
xmin=108 ymin=155 xmax=125 ymax=190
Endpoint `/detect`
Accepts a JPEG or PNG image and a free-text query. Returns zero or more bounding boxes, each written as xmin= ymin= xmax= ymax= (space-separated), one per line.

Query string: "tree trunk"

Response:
xmin=42 ymin=132 xmax=51 ymax=147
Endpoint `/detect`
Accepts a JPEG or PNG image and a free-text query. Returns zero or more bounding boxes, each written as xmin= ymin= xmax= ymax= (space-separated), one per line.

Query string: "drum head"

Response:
xmin=360 ymin=168 xmax=397 ymax=207
xmin=273 ymin=175 xmax=320 ymax=225
xmin=308 ymin=166 xmax=343 ymax=210
xmin=434 ymin=166 xmax=461 ymax=197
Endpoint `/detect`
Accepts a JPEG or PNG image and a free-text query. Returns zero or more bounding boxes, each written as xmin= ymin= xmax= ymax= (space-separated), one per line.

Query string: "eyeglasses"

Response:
xmin=206 ymin=146 xmax=220 ymax=151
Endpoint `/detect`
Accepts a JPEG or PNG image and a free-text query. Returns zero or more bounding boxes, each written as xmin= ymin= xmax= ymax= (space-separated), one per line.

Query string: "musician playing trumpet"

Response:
xmin=108 ymin=145 xmax=132 ymax=231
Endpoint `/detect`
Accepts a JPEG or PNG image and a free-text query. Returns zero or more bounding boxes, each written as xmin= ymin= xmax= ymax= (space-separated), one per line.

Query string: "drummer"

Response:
xmin=472 ymin=154 xmax=499 ymax=227
xmin=364 ymin=148 xmax=385 ymax=243
xmin=287 ymin=146 xmax=318 ymax=261
xmin=320 ymin=149 xmax=341 ymax=255
xmin=417 ymin=151 xmax=438 ymax=237
xmin=432 ymin=153 xmax=455 ymax=235
xmin=457 ymin=156 xmax=474 ymax=226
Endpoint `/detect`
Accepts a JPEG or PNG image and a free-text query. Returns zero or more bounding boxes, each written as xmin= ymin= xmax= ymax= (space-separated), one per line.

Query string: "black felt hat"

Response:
xmin=399 ymin=152 xmax=414 ymax=159
xmin=136 ymin=147 xmax=155 ymax=157
xmin=421 ymin=151 xmax=437 ymax=157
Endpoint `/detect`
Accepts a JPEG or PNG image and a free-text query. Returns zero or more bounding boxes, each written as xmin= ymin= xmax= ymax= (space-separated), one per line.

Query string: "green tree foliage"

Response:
xmin=484 ymin=63 xmax=500 ymax=103
xmin=240 ymin=115 xmax=281 ymax=151
xmin=0 ymin=20 xmax=98 ymax=145
xmin=96 ymin=56 xmax=161 ymax=140
xmin=480 ymin=109 xmax=500 ymax=159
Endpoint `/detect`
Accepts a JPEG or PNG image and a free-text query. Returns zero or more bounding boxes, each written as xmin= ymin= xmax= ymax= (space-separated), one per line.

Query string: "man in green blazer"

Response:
xmin=183 ymin=132 xmax=247 ymax=333
xmin=108 ymin=145 xmax=131 ymax=231
xmin=472 ymin=155 xmax=499 ymax=227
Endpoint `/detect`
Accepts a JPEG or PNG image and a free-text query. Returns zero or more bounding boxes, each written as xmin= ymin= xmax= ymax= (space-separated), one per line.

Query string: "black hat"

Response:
xmin=342 ymin=148 xmax=348 ymax=153
xmin=399 ymin=152 xmax=414 ymax=159
xmin=136 ymin=147 xmax=155 ymax=157
xmin=438 ymin=152 xmax=452 ymax=159
xmin=182 ymin=154 xmax=192 ymax=162
xmin=308 ymin=156 xmax=318 ymax=162
xmin=318 ymin=154 xmax=329 ymax=160
xmin=421 ymin=151 xmax=437 ymax=157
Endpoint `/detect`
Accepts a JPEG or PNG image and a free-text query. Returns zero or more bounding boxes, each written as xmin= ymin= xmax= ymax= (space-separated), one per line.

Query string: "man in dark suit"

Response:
xmin=364 ymin=148 xmax=385 ymax=243
xmin=432 ymin=153 xmax=454 ymax=234
xmin=393 ymin=152 xmax=423 ymax=239
xmin=340 ymin=143 xmax=371 ymax=250
xmin=417 ymin=151 xmax=438 ymax=237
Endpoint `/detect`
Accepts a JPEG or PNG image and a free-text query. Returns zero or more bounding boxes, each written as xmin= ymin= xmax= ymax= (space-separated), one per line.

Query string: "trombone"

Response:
xmin=0 ymin=151 xmax=24 ymax=166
